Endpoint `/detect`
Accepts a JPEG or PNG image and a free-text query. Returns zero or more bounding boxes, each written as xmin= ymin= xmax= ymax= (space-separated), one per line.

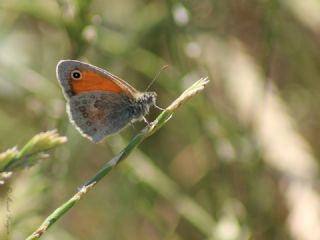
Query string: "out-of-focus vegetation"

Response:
xmin=0 ymin=130 xmax=66 ymax=176
xmin=1 ymin=0 xmax=320 ymax=240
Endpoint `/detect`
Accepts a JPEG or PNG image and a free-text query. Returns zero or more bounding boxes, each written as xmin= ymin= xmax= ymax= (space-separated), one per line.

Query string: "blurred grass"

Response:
xmin=0 ymin=0 xmax=320 ymax=240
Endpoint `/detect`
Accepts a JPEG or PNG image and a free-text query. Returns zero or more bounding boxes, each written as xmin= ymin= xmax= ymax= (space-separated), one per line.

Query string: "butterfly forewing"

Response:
xmin=56 ymin=60 xmax=138 ymax=99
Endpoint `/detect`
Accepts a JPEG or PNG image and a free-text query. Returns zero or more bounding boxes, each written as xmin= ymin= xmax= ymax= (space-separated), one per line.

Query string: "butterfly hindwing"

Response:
xmin=67 ymin=91 xmax=133 ymax=142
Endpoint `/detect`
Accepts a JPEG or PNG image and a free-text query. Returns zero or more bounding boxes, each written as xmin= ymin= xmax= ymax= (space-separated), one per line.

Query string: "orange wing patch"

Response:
xmin=69 ymin=69 xmax=127 ymax=95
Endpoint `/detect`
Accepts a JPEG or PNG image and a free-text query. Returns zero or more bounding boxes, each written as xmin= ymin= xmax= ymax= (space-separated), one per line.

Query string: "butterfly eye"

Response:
xmin=71 ymin=70 xmax=82 ymax=80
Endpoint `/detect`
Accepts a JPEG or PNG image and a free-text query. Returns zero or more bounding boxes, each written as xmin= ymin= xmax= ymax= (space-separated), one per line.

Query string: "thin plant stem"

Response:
xmin=26 ymin=77 xmax=209 ymax=240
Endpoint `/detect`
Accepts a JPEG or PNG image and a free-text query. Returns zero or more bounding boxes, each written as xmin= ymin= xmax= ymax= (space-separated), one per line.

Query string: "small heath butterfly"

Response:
xmin=56 ymin=60 xmax=157 ymax=143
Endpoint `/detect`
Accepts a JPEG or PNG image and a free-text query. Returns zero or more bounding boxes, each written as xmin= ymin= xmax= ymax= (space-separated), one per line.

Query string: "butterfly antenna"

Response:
xmin=145 ymin=65 xmax=169 ymax=91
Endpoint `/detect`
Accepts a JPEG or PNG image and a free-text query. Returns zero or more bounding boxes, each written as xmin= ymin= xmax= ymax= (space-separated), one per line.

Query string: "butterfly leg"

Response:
xmin=143 ymin=117 xmax=151 ymax=126
xmin=154 ymin=104 xmax=164 ymax=111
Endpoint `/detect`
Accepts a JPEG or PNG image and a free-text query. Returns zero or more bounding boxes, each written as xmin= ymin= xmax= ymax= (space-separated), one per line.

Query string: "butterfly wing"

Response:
xmin=56 ymin=60 xmax=138 ymax=99
xmin=56 ymin=60 xmax=140 ymax=142
xmin=68 ymin=91 xmax=134 ymax=142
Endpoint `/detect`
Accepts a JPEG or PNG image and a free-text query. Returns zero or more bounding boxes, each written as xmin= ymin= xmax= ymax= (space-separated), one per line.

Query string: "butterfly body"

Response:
xmin=56 ymin=60 xmax=156 ymax=142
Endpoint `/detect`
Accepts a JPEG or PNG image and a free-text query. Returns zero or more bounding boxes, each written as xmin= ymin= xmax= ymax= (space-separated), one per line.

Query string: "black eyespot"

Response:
xmin=71 ymin=70 xmax=82 ymax=80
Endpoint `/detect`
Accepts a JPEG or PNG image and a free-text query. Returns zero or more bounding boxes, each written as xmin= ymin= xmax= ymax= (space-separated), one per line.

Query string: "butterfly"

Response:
xmin=56 ymin=60 xmax=157 ymax=143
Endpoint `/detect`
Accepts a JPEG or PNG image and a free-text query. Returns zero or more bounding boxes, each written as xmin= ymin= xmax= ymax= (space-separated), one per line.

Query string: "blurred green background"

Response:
xmin=1 ymin=0 xmax=320 ymax=239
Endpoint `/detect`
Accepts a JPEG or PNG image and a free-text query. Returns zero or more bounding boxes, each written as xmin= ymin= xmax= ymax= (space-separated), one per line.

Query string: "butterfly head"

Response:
xmin=140 ymin=91 xmax=157 ymax=105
